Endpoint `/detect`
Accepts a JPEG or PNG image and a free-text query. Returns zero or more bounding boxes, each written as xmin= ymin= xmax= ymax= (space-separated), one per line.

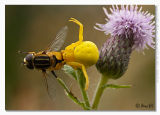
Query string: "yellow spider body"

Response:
xmin=62 ymin=41 xmax=99 ymax=67
xmin=61 ymin=18 xmax=99 ymax=90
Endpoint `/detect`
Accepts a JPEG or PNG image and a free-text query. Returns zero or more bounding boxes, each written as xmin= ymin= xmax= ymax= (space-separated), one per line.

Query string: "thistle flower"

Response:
xmin=95 ymin=5 xmax=155 ymax=79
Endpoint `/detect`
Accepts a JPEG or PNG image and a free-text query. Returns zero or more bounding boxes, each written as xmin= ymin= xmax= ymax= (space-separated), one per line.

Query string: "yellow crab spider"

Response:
xmin=62 ymin=18 xmax=99 ymax=90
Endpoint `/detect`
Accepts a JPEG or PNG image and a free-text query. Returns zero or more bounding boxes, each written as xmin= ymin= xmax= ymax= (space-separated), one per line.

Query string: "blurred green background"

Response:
xmin=5 ymin=5 xmax=155 ymax=110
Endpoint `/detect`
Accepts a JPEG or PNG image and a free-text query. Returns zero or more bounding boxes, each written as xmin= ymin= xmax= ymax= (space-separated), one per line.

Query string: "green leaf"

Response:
xmin=75 ymin=69 xmax=86 ymax=89
xmin=102 ymin=84 xmax=131 ymax=89
xmin=63 ymin=65 xmax=77 ymax=80
xmin=56 ymin=78 xmax=89 ymax=110
xmin=63 ymin=66 xmax=90 ymax=108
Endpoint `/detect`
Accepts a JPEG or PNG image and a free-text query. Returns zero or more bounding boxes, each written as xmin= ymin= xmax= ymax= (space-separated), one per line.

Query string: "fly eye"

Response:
xmin=25 ymin=54 xmax=33 ymax=62
xmin=26 ymin=63 xmax=34 ymax=69
xmin=24 ymin=54 xmax=34 ymax=69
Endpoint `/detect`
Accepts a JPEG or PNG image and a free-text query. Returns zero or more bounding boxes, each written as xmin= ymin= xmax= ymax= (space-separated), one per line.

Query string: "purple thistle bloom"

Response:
xmin=95 ymin=5 xmax=155 ymax=79
xmin=95 ymin=5 xmax=155 ymax=51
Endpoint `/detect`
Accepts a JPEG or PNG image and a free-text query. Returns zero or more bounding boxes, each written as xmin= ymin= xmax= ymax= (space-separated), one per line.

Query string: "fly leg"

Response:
xmin=42 ymin=70 xmax=50 ymax=96
xmin=66 ymin=62 xmax=89 ymax=90
xmin=51 ymin=71 xmax=58 ymax=78
xmin=69 ymin=18 xmax=83 ymax=42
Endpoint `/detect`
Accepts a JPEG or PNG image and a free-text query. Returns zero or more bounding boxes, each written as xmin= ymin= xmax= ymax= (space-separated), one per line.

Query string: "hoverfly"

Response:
xmin=19 ymin=18 xmax=99 ymax=91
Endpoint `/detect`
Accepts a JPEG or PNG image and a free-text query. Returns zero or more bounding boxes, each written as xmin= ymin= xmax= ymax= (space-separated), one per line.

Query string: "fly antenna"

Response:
xmin=18 ymin=51 xmax=28 ymax=54
xmin=18 ymin=51 xmax=35 ymax=54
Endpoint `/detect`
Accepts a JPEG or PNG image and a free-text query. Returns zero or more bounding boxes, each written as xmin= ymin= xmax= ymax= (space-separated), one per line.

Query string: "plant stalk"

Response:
xmin=92 ymin=74 xmax=109 ymax=110
xmin=76 ymin=70 xmax=90 ymax=109
xmin=57 ymin=78 xmax=89 ymax=110
xmin=79 ymin=81 xmax=90 ymax=108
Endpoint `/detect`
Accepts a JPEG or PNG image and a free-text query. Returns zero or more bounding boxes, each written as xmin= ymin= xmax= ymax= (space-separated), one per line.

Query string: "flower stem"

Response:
xmin=57 ymin=78 xmax=89 ymax=110
xmin=79 ymin=81 xmax=90 ymax=108
xmin=92 ymin=74 xmax=109 ymax=110
xmin=76 ymin=70 xmax=90 ymax=109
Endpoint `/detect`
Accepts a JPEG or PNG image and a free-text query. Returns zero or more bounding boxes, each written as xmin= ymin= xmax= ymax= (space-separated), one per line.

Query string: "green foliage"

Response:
xmin=102 ymin=84 xmax=131 ymax=89
xmin=75 ymin=69 xmax=86 ymax=89
xmin=63 ymin=65 xmax=77 ymax=80
xmin=63 ymin=65 xmax=131 ymax=110
xmin=62 ymin=65 xmax=90 ymax=109
xmin=63 ymin=65 xmax=86 ymax=95
xmin=57 ymin=78 xmax=89 ymax=110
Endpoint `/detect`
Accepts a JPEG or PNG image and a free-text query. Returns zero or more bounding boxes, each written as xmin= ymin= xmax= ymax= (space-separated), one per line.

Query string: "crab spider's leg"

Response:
xmin=69 ymin=18 xmax=83 ymax=42
xmin=66 ymin=62 xmax=89 ymax=90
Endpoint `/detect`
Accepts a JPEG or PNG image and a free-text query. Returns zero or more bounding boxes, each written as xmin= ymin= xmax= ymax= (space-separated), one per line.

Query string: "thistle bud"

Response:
xmin=96 ymin=35 xmax=133 ymax=79
xmin=95 ymin=5 xmax=155 ymax=79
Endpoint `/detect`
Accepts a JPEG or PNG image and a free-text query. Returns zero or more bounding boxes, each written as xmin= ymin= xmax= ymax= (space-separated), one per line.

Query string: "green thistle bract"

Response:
xmin=96 ymin=35 xmax=133 ymax=79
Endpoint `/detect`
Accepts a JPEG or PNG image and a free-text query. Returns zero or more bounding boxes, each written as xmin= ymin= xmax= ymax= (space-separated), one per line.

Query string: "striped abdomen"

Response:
xmin=33 ymin=55 xmax=51 ymax=69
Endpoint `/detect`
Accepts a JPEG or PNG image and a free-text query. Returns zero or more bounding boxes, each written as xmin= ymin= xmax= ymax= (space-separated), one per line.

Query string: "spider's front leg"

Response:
xmin=69 ymin=18 xmax=83 ymax=42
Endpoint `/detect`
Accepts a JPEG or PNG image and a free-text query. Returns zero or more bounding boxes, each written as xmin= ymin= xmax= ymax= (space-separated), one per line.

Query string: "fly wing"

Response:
xmin=43 ymin=70 xmax=74 ymax=102
xmin=47 ymin=26 xmax=68 ymax=52
xmin=43 ymin=71 xmax=58 ymax=102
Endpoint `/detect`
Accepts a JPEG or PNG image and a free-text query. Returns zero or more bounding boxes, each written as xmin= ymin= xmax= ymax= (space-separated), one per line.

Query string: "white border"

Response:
xmin=0 ymin=0 xmax=160 ymax=115
xmin=156 ymin=2 xmax=160 ymax=114
xmin=0 ymin=0 xmax=5 ymax=112
xmin=1 ymin=0 xmax=158 ymax=5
